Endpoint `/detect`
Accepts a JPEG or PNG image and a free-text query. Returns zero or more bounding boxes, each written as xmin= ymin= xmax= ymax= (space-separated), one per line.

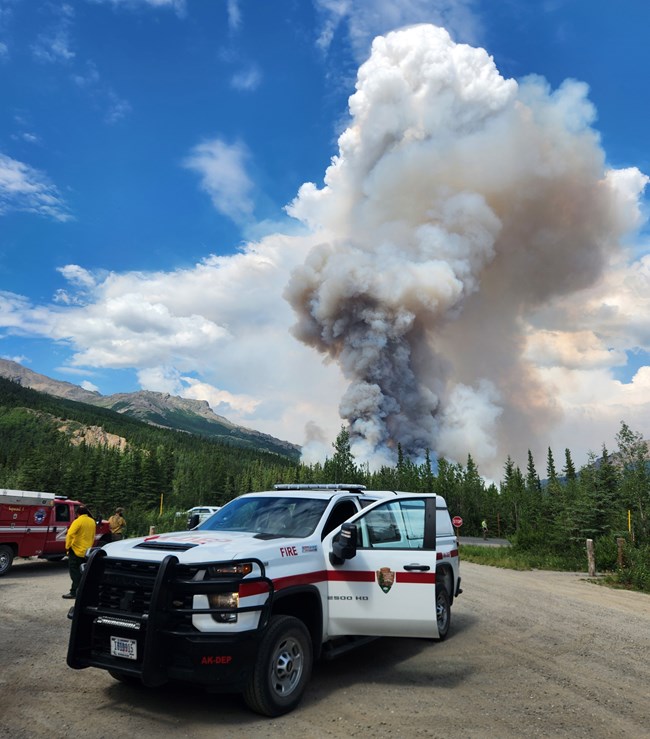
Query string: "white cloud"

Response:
xmin=90 ymin=0 xmax=186 ymax=12
xmin=1 ymin=354 xmax=29 ymax=365
xmin=227 ymin=0 xmax=241 ymax=31
xmin=314 ymin=0 xmax=481 ymax=60
xmin=231 ymin=64 xmax=262 ymax=92
xmin=105 ymin=90 xmax=132 ymax=124
xmin=14 ymin=228 xmax=332 ymax=446
xmin=57 ymin=265 xmax=98 ymax=290
xmin=179 ymin=376 xmax=260 ymax=416
xmin=0 ymin=153 xmax=72 ymax=221
xmin=72 ymin=61 xmax=101 ymax=88
xmin=31 ymin=3 xmax=75 ymax=64
xmin=183 ymin=138 xmax=255 ymax=224
xmin=0 ymin=231 xmax=346 ymax=446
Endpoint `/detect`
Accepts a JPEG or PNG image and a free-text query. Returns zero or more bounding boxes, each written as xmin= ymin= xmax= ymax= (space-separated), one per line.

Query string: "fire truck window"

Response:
xmin=55 ymin=504 xmax=70 ymax=522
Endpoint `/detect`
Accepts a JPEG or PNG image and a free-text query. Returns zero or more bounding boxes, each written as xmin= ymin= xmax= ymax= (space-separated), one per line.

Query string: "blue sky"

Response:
xmin=1 ymin=0 xmax=650 ymax=478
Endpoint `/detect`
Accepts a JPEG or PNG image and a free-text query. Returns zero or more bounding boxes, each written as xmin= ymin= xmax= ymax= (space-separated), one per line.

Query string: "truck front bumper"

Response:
xmin=67 ymin=548 xmax=270 ymax=690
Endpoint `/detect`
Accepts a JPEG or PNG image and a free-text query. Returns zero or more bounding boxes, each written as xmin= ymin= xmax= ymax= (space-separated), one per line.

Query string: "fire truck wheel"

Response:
xmin=435 ymin=585 xmax=451 ymax=641
xmin=243 ymin=615 xmax=313 ymax=717
xmin=0 ymin=545 xmax=14 ymax=576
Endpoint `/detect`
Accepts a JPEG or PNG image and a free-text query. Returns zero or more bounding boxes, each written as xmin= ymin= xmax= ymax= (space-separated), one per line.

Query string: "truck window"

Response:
xmin=358 ymin=500 xmax=425 ymax=550
xmin=201 ymin=496 xmax=328 ymax=538
xmin=321 ymin=500 xmax=358 ymax=539
xmin=55 ymin=504 xmax=70 ymax=523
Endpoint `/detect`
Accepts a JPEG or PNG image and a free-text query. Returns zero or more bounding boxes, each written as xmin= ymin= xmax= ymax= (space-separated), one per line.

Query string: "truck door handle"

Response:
xmin=403 ymin=564 xmax=430 ymax=571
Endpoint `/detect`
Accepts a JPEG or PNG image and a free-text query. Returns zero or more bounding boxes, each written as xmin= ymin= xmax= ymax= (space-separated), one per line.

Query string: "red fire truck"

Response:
xmin=0 ymin=488 xmax=112 ymax=576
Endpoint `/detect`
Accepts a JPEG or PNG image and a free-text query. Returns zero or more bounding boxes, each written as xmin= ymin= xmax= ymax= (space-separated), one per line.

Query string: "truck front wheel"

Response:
xmin=243 ymin=615 xmax=313 ymax=717
xmin=0 ymin=545 xmax=14 ymax=576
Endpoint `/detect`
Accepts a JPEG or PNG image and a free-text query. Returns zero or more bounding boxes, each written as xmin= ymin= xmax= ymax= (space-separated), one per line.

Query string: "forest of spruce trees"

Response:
xmin=1 ymin=376 xmax=648 ymax=590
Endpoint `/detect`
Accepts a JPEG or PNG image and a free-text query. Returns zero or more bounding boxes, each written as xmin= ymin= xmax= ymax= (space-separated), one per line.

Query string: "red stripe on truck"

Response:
xmin=239 ymin=567 xmax=436 ymax=596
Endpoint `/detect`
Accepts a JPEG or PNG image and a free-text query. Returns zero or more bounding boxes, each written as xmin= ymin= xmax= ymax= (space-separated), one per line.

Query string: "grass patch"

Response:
xmin=460 ymin=544 xmax=586 ymax=572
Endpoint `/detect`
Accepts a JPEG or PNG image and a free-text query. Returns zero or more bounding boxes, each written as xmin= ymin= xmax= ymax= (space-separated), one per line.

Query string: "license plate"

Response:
xmin=110 ymin=636 xmax=137 ymax=660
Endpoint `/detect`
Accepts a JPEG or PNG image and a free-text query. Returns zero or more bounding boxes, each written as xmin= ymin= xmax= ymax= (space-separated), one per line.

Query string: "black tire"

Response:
xmin=435 ymin=585 xmax=451 ymax=641
xmin=0 ymin=545 xmax=14 ymax=576
xmin=243 ymin=615 xmax=313 ymax=717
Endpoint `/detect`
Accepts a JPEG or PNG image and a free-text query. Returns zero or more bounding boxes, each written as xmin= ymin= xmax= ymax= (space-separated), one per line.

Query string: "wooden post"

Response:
xmin=617 ymin=537 xmax=625 ymax=569
xmin=586 ymin=539 xmax=596 ymax=577
xmin=149 ymin=526 xmax=156 ymax=535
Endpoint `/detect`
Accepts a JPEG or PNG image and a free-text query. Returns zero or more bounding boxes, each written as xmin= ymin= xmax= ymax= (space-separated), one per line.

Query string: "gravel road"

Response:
xmin=1 ymin=557 xmax=649 ymax=739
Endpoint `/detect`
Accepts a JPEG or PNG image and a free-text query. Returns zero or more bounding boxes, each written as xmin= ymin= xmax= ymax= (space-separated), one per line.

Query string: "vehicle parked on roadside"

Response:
xmin=186 ymin=505 xmax=221 ymax=529
xmin=67 ymin=483 xmax=461 ymax=716
xmin=0 ymin=489 xmax=112 ymax=576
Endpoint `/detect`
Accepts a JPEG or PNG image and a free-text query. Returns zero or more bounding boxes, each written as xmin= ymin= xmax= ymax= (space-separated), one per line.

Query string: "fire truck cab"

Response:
xmin=0 ymin=488 xmax=112 ymax=576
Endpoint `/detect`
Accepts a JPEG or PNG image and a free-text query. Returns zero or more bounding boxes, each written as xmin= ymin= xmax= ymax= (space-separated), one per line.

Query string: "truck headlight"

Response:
xmin=207 ymin=563 xmax=253 ymax=576
xmin=203 ymin=563 xmax=253 ymax=623
xmin=207 ymin=592 xmax=239 ymax=623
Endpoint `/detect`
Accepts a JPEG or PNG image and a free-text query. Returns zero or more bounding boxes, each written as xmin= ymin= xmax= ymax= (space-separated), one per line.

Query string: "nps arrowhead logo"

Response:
xmin=376 ymin=567 xmax=395 ymax=593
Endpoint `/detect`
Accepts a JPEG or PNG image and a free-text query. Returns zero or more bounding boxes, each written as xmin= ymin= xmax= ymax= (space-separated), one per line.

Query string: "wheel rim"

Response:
xmin=0 ymin=550 xmax=9 ymax=572
xmin=436 ymin=593 xmax=448 ymax=632
xmin=269 ymin=635 xmax=304 ymax=697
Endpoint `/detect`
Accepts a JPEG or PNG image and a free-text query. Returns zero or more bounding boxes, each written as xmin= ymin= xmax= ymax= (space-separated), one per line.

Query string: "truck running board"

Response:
xmin=321 ymin=635 xmax=379 ymax=660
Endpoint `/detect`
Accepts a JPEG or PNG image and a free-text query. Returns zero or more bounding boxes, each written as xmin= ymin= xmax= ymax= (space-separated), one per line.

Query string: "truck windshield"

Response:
xmin=198 ymin=497 xmax=329 ymax=538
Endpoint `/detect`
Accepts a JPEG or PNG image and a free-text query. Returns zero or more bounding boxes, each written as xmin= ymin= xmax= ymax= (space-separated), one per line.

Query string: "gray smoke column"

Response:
xmin=284 ymin=25 xmax=647 ymax=470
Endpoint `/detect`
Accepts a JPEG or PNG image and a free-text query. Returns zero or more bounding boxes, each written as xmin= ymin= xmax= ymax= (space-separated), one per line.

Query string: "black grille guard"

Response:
xmin=67 ymin=547 xmax=274 ymax=685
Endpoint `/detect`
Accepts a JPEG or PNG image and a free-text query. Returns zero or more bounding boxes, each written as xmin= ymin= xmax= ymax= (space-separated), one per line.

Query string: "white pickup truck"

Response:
xmin=67 ymin=484 xmax=462 ymax=716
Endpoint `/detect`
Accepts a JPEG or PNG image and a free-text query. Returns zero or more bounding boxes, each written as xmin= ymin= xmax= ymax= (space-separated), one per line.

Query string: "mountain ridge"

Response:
xmin=0 ymin=359 xmax=300 ymax=459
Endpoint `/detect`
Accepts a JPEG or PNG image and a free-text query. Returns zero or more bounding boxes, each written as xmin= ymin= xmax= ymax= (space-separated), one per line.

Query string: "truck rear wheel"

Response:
xmin=435 ymin=585 xmax=451 ymax=640
xmin=0 ymin=545 xmax=14 ymax=576
xmin=243 ymin=615 xmax=313 ymax=717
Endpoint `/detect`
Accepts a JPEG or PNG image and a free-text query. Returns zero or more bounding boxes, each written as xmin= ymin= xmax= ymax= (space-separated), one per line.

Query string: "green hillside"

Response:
xmin=0 ymin=376 xmax=300 ymax=517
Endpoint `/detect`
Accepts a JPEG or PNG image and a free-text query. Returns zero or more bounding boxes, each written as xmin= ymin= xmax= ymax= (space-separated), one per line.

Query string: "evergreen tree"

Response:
xmin=563 ymin=449 xmax=577 ymax=481
xmin=546 ymin=447 xmax=558 ymax=484
xmin=542 ymin=447 xmax=567 ymax=548
xmin=327 ymin=426 xmax=358 ymax=482
xmin=501 ymin=456 xmax=525 ymax=535
xmin=615 ymin=421 xmax=650 ymax=542
xmin=526 ymin=450 xmax=542 ymax=496
xmin=422 ymin=449 xmax=435 ymax=493
xmin=462 ymin=454 xmax=486 ymax=534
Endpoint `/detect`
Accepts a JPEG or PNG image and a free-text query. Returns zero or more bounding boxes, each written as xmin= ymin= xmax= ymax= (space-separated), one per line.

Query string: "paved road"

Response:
xmin=459 ymin=536 xmax=510 ymax=547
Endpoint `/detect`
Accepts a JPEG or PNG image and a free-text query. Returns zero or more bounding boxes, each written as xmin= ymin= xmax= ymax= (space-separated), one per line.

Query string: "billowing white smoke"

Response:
xmin=285 ymin=24 xmax=647 ymax=470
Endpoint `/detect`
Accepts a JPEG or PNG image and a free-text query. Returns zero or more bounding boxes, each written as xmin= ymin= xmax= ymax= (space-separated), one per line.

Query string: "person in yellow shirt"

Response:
xmin=62 ymin=506 xmax=96 ymax=599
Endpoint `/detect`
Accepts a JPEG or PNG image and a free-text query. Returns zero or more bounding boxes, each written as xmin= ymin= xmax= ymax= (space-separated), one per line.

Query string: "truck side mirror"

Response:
xmin=330 ymin=523 xmax=358 ymax=565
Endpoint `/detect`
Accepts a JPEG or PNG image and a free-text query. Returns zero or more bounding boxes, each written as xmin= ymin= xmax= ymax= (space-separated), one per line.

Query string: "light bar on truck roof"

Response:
xmin=273 ymin=483 xmax=367 ymax=492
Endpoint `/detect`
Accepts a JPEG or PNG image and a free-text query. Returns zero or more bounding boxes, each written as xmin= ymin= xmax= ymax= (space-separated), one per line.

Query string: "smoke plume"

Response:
xmin=284 ymin=24 xmax=647 ymax=471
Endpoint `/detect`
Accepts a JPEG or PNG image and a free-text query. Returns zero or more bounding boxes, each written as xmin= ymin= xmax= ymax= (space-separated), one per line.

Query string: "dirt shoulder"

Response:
xmin=1 ymin=558 xmax=649 ymax=738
